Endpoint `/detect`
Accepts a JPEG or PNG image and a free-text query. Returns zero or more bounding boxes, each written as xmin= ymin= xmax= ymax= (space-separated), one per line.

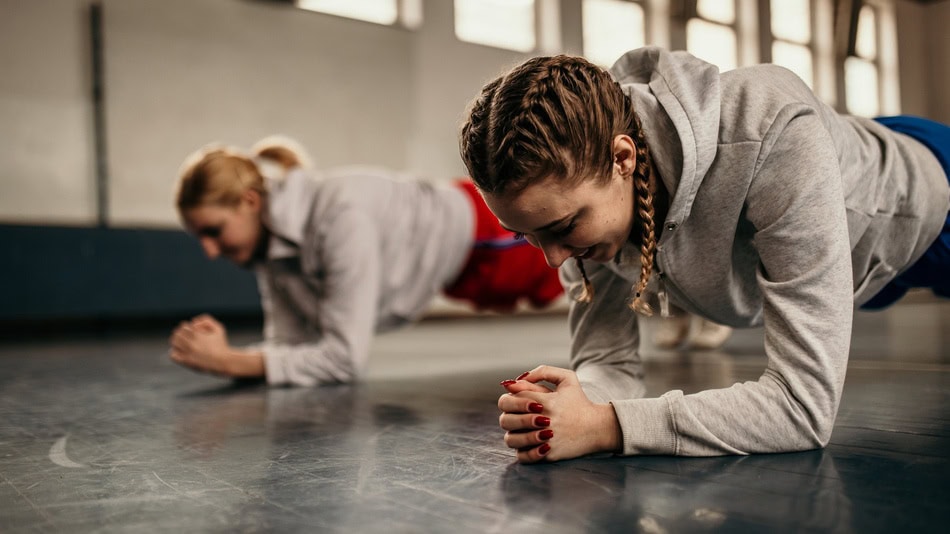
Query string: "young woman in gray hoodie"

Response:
xmin=460 ymin=47 xmax=949 ymax=463
xmin=168 ymin=138 xmax=562 ymax=386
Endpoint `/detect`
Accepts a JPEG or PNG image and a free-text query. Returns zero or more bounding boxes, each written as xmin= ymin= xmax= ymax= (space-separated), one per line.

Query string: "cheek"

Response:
xmin=232 ymin=217 xmax=260 ymax=246
xmin=562 ymin=226 xmax=602 ymax=249
xmin=612 ymin=194 xmax=634 ymax=234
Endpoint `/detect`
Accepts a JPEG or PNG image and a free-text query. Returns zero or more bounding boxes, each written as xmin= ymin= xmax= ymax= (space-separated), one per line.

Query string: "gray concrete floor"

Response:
xmin=1 ymin=297 xmax=948 ymax=533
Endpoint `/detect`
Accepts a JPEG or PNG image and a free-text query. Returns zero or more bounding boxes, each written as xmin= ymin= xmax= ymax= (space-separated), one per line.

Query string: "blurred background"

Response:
xmin=1 ymin=0 xmax=947 ymax=335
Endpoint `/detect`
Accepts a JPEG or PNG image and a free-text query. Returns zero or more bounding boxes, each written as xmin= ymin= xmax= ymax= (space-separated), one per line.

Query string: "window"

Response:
xmin=769 ymin=0 xmax=813 ymax=88
xmin=454 ymin=0 xmax=536 ymax=52
xmin=845 ymin=5 xmax=879 ymax=117
xmin=686 ymin=0 xmax=738 ymax=71
xmin=583 ymin=0 xmax=646 ymax=67
xmin=296 ymin=0 xmax=398 ymax=25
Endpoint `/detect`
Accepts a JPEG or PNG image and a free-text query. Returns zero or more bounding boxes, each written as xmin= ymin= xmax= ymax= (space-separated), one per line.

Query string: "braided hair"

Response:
xmin=460 ymin=55 xmax=656 ymax=315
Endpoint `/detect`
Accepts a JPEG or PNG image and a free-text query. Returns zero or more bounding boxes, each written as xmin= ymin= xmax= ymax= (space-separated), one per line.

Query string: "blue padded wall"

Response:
xmin=1 ymin=224 xmax=261 ymax=321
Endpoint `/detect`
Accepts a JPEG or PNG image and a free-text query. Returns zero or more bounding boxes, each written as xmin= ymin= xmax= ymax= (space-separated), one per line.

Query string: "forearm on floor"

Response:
xmin=224 ymin=348 xmax=266 ymax=378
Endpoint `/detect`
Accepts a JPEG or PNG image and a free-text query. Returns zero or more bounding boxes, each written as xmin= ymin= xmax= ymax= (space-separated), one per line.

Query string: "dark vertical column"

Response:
xmin=668 ymin=0 xmax=697 ymax=51
xmin=833 ymin=0 xmax=861 ymax=113
xmin=558 ymin=0 xmax=584 ymax=56
xmin=758 ymin=0 xmax=773 ymax=64
xmin=90 ymin=2 xmax=108 ymax=227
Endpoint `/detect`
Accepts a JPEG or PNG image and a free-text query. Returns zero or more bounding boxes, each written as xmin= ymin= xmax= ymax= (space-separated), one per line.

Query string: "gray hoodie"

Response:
xmin=561 ymin=47 xmax=949 ymax=456
xmin=254 ymin=167 xmax=474 ymax=386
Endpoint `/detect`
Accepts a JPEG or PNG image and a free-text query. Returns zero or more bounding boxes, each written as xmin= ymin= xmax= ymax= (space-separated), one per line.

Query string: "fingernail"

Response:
xmin=528 ymin=402 xmax=544 ymax=413
xmin=516 ymin=371 xmax=530 ymax=380
xmin=500 ymin=379 xmax=517 ymax=386
xmin=535 ymin=416 xmax=550 ymax=427
xmin=538 ymin=443 xmax=551 ymax=455
xmin=539 ymin=429 xmax=554 ymax=440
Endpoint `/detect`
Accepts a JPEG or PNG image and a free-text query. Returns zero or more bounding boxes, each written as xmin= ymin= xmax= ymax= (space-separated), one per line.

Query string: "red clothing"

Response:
xmin=444 ymin=180 xmax=564 ymax=312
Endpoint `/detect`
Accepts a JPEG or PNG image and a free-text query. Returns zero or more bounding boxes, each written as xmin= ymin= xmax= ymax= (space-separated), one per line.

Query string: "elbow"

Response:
xmin=813 ymin=418 xmax=834 ymax=448
xmin=767 ymin=371 xmax=839 ymax=451
xmin=769 ymin=420 xmax=830 ymax=454
xmin=786 ymin=406 xmax=835 ymax=452
xmin=322 ymin=338 xmax=364 ymax=384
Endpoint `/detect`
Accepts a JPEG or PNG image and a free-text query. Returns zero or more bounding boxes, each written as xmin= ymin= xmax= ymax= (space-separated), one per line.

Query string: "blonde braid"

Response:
xmin=574 ymin=257 xmax=594 ymax=303
xmin=629 ymin=114 xmax=656 ymax=315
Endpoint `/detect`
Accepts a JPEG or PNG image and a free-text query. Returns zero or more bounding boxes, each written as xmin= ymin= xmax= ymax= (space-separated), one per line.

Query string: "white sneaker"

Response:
xmin=687 ymin=319 xmax=733 ymax=350
xmin=652 ymin=315 xmax=691 ymax=349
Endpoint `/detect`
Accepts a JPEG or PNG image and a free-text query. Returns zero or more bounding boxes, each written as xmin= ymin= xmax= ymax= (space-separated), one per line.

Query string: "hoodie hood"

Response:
xmin=262 ymin=168 xmax=320 ymax=261
xmin=609 ymin=46 xmax=722 ymax=227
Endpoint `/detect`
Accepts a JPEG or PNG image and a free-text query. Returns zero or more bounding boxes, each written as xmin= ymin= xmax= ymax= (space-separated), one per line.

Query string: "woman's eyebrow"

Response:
xmin=500 ymin=215 xmax=572 ymax=234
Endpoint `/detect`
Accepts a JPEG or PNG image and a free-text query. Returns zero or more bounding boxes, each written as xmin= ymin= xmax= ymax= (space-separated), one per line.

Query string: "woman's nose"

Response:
xmin=540 ymin=242 xmax=574 ymax=268
xmin=200 ymin=238 xmax=220 ymax=259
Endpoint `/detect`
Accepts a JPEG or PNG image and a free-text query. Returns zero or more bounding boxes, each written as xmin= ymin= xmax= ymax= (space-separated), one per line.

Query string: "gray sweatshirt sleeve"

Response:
xmin=596 ymin=113 xmax=854 ymax=455
xmin=260 ymin=208 xmax=382 ymax=386
xmin=560 ymin=260 xmax=648 ymax=404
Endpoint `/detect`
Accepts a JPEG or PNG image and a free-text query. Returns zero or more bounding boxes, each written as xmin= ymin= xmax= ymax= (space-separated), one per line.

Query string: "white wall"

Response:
xmin=0 ymin=0 xmax=96 ymax=225
xmin=103 ymin=0 xmax=414 ymax=226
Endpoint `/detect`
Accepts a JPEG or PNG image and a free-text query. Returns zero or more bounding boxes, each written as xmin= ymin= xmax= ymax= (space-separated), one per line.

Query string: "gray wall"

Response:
xmin=0 ymin=0 xmax=97 ymax=225
xmin=1 ymin=0 xmax=949 ymax=228
xmin=104 ymin=0 xmax=414 ymax=226
xmin=895 ymin=0 xmax=950 ymax=123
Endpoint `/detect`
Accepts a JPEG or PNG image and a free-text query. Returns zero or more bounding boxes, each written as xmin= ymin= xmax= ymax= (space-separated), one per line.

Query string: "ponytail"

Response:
xmin=251 ymin=135 xmax=313 ymax=172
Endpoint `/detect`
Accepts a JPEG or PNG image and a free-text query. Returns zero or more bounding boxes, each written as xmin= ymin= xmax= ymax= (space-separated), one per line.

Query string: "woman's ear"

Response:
xmin=612 ymin=134 xmax=637 ymax=178
xmin=242 ymin=189 xmax=263 ymax=213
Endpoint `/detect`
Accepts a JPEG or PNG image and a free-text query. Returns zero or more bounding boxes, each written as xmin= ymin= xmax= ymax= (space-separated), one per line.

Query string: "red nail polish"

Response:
xmin=538 ymin=443 xmax=551 ymax=455
xmin=528 ymin=402 xmax=544 ymax=414
xmin=535 ymin=416 xmax=550 ymax=427
xmin=539 ymin=429 xmax=554 ymax=440
xmin=500 ymin=379 xmax=516 ymax=386
xmin=516 ymin=371 xmax=530 ymax=380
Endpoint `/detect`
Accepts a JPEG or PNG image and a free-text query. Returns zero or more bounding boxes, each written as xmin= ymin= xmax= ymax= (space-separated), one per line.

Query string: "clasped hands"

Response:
xmin=498 ymin=365 xmax=623 ymax=463
xmin=168 ymin=314 xmax=234 ymax=376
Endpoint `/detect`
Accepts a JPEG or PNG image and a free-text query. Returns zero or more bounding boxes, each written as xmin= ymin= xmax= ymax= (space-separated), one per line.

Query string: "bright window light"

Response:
xmin=455 ymin=0 xmax=536 ymax=53
xmin=855 ymin=5 xmax=877 ymax=59
xmin=687 ymin=18 xmax=737 ymax=72
xmin=583 ymin=0 xmax=646 ymax=67
xmin=697 ymin=0 xmax=735 ymax=25
xmin=772 ymin=41 xmax=813 ymax=88
xmin=296 ymin=0 xmax=398 ymax=25
xmin=845 ymin=57 xmax=879 ymax=117
xmin=770 ymin=0 xmax=810 ymax=44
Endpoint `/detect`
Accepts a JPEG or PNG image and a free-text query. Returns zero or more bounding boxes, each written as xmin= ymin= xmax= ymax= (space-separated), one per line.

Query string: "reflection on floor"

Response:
xmin=0 ymin=298 xmax=948 ymax=532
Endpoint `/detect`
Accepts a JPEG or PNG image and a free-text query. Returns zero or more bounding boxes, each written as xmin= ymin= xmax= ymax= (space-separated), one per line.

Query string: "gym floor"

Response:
xmin=1 ymin=296 xmax=948 ymax=533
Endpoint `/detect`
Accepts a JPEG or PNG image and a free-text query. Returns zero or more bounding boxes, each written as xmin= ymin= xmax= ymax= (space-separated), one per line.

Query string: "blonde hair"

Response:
xmin=251 ymin=135 xmax=313 ymax=171
xmin=175 ymin=136 xmax=311 ymax=215
xmin=459 ymin=55 xmax=656 ymax=315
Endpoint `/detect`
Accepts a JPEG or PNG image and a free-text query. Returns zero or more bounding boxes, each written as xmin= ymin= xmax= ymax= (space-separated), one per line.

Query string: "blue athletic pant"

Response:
xmin=861 ymin=115 xmax=950 ymax=310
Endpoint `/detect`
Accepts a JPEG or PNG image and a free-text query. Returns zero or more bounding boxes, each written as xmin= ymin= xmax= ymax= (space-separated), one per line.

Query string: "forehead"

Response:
xmin=181 ymin=204 xmax=233 ymax=228
xmin=481 ymin=177 xmax=581 ymax=231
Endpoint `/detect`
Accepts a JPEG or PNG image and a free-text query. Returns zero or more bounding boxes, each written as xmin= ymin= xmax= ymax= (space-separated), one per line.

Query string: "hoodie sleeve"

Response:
xmin=609 ymin=111 xmax=854 ymax=456
xmin=258 ymin=208 xmax=382 ymax=387
xmin=559 ymin=260 xmax=648 ymax=404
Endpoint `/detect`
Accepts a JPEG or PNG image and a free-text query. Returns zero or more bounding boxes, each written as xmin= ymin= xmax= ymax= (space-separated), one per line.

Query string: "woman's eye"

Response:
xmin=551 ymin=222 xmax=576 ymax=238
xmin=200 ymin=226 xmax=222 ymax=238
